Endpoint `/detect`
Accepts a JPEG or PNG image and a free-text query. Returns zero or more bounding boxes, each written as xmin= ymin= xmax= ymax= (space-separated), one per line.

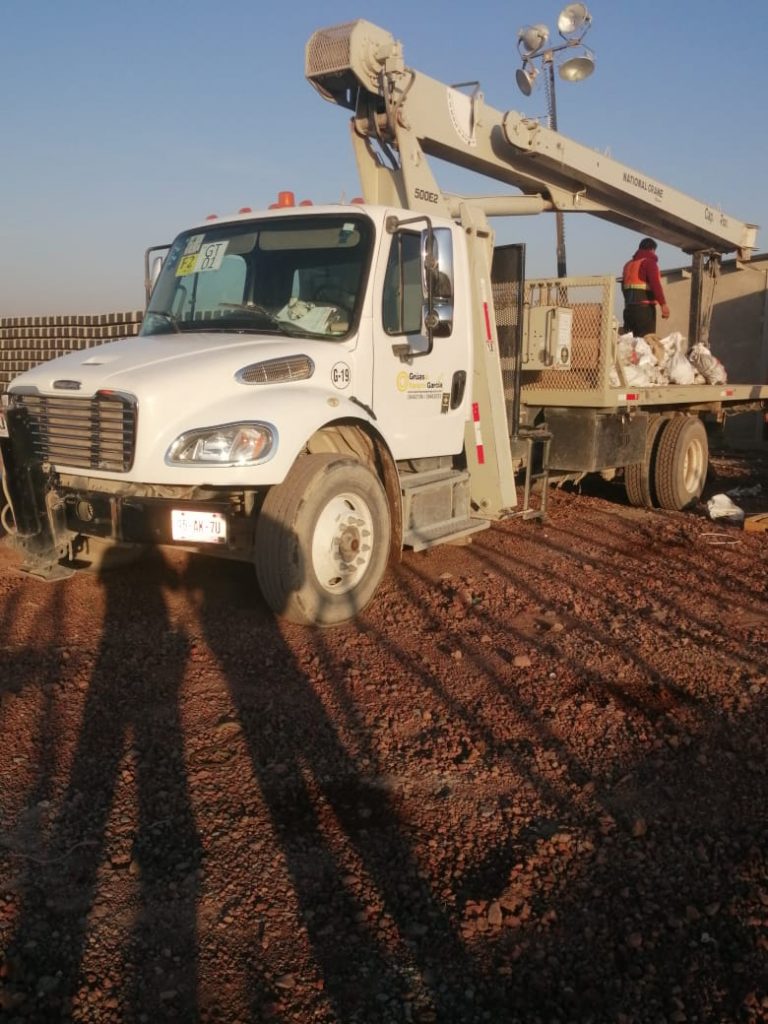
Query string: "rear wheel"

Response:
xmin=654 ymin=415 xmax=708 ymax=510
xmin=624 ymin=414 xmax=667 ymax=508
xmin=255 ymin=453 xmax=390 ymax=626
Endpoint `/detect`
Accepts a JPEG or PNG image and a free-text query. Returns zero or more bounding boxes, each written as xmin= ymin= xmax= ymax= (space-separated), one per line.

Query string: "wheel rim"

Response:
xmin=311 ymin=492 xmax=375 ymax=596
xmin=683 ymin=437 xmax=706 ymax=495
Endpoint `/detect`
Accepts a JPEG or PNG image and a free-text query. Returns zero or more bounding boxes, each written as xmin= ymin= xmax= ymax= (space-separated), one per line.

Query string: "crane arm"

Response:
xmin=306 ymin=20 xmax=757 ymax=258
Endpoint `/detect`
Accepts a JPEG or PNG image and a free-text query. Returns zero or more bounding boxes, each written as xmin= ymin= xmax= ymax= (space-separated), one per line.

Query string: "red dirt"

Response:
xmin=0 ymin=452 xmax=767 ymax=1023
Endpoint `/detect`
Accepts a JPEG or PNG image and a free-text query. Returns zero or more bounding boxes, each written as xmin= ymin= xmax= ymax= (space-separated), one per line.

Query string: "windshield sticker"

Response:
xmin=396 ymin=370 xmax=444 ymax=400
xmin=331 ymin=362 xmax=351 ymax=390
xmin=176 ymin=240 xmax=229 ymax=276
xmin=183 ymin=234 xmax=205 ymax=256
xmin=276 ymin=299 xmax=341 ymax=334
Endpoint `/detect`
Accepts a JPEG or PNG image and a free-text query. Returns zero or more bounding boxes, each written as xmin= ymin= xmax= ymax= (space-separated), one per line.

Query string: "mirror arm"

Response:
xmin=391 ymin=338 xmax=434 ymax=361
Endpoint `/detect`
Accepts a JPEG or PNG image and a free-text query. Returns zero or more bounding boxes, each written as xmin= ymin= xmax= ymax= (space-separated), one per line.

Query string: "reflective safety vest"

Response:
xmin=622 ymin=257 xmax=655 ymax=305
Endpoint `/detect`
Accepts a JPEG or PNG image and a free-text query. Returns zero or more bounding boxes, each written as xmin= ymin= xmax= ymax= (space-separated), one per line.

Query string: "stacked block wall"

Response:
xmin=0 ymin=312 xmax=143 ymax=392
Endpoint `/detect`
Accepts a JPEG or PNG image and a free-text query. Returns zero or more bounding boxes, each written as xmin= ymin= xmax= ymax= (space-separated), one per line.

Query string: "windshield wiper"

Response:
xmin=215 ymin=304 xmax=309 ymax=337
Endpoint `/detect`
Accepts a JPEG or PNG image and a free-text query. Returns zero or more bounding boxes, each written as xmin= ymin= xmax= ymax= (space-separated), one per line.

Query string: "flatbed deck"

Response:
xmin=524 ymin=382 xmax=768 ymax=412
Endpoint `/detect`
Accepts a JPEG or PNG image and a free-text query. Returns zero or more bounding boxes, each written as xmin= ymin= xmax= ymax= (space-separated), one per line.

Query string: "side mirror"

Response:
xmin=144 ymin=243 xmax=171 ymax=307
xmin=421 ymin=227 xmax=454 ymax=339
xmin=150 ymin=256 xmax=164 ymax=291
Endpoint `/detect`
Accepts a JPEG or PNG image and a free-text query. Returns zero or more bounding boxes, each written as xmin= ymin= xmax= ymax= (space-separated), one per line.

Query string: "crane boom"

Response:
xmin=306 ymin=20 xmax=756 ymax=259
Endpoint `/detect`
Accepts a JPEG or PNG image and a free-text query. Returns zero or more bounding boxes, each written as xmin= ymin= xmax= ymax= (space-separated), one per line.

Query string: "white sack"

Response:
xmin=689 ymin=342 xmax=727 ymax=385
xmin=706 ymin=493 xmax=745 ymax=523
xmin=659 ymin=331 xmax=687 ymax=358
xmin=668 ymin=351 xmax=696 ymax=385
xmin=616 ymin=335 xmax=667 ymax=386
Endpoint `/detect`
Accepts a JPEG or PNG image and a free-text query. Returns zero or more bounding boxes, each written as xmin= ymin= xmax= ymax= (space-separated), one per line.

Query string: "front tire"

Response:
xmin=255 ymin=453 xmax=391 ymax=626
xmin=654 ymin=415 xmax=708 ymax=510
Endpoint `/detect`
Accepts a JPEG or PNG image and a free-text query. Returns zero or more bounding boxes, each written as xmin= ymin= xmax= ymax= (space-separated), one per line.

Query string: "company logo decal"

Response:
xmin=396 ymin=370 xmax=444 ymax=400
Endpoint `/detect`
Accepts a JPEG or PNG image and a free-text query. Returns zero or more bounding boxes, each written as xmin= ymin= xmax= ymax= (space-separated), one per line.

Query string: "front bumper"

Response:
xmin=61 ymin=490 xmax=238 ymax=546
xmin=0 ymin=407 xmax=256 ymax=568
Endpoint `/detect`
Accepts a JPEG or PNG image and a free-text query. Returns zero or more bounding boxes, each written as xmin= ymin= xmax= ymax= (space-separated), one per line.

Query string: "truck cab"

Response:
xmin=1 ymin=200 xmax=487 ymax=625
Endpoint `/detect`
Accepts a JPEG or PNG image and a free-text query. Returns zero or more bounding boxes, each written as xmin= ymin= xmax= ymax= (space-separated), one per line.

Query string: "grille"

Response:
xmin=305 ymin=20 xmax=395 ymax=103
xmin=237 ymin=355 xmax=314 ymax=385
xmin=306 ymin=21 xmax=355 ymax=78
xmin=10 ymin=391 xmax=137 ymax=471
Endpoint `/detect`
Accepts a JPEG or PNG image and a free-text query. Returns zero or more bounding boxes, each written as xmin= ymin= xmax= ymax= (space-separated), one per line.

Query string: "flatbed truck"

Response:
xmin=1 ymin=19 xmax=766 ymax=624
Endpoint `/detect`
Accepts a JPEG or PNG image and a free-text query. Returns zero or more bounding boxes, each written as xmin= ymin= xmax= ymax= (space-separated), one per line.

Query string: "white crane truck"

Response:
xmin=1 ymin=20 xmax=766 ymax=625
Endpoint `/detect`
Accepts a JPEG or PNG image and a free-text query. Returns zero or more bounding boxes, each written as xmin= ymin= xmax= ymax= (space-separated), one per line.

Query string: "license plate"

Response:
xmin=171 ymin=509 xmax=227 ymax=544
xmin=0 ymin=411 xmax=8 ymax=439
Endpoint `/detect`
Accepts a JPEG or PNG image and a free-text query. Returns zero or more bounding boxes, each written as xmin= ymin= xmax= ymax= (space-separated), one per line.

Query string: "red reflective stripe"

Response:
xmin=483 ymin=302 xmax=492 ymax=340
xmin=472 ymin=402 xmax=485 ymax=464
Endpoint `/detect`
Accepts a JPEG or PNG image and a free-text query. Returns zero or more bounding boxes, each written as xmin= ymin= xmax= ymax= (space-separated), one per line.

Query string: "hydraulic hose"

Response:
xmin=1 ymin=471 xmax=17 ymax=535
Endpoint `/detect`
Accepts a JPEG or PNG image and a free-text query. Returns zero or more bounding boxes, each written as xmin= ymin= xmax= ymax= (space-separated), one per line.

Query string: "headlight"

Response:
xmin=166 ymin=422 xmax=276 ymax=466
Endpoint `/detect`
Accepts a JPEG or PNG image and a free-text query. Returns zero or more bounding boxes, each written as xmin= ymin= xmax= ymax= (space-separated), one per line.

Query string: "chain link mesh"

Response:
xmin=520 ymin=277 xmax=614 ymax=394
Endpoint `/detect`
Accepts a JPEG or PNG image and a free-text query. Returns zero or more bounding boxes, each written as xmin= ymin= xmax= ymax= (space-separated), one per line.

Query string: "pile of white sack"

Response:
xmin=611 ymin=331 xmax=727 ymax=388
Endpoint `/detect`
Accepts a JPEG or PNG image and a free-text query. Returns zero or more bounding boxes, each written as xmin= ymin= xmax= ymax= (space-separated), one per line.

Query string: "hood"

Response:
xmin=10 ymin=331 xmax=338 ymax=399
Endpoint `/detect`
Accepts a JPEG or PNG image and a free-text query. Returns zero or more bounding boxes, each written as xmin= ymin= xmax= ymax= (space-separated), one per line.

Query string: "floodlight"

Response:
xmin=559 ymin=51 xmax=595 ymax=81
xmin=515 ymin=65 xmax=538 ymax=96
xmin=518 ymin=23 xmax=550 ymax=57
xmin=557 ymin=3 xmax=591 ymax=39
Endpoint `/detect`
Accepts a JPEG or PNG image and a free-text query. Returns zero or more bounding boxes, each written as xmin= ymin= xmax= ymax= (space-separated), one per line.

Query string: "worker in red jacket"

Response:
xmin=621 ymin=237 xmax=670 ymax=337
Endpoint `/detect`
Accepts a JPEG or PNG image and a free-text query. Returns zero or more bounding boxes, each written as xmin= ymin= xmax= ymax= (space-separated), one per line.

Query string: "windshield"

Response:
xmin=142 ymin=214 xmax=373 ymax=338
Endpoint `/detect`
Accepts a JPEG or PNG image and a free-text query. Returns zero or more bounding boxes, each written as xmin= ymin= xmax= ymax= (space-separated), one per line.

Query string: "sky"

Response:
xmin=2 ymin=0 xmax=768 ymax=316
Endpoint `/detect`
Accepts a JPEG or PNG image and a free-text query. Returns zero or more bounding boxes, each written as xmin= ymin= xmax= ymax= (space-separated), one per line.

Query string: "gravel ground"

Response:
xmin=0 ymin=452 xmax=766 ymax=1024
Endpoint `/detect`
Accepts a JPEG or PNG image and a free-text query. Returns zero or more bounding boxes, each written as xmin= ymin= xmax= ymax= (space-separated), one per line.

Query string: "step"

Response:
xmin=400 ymin=465 xmax=490 ymax=552
xmin=403 ymin=516 xmax=490 ymax=552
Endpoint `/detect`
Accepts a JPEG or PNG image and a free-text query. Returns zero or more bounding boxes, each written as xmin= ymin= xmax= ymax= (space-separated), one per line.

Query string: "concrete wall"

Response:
xmin=661 ymin=254 xmax=768 ymax=448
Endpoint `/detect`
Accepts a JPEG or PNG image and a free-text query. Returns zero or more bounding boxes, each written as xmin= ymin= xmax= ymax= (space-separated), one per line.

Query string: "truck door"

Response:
xmin=371 ymin=224 xmax=468 ymax=460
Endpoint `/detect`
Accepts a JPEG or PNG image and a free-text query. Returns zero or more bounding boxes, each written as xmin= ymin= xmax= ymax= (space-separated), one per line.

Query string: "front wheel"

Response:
xmin=255 ymin=454 xmax=391 ymax=626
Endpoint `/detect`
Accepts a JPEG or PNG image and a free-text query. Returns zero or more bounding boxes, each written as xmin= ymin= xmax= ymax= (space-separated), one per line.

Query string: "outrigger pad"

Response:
xmin=21 ymin=560 xmax=76 ymax=582
xmin=12 ymin=535 xmax=76 ymax=581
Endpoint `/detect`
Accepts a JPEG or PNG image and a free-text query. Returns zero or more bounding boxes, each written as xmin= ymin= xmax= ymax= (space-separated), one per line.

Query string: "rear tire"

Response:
xmin=654 ymin=415 xmax=708 ymax=510
xmin=255 ymin=453 xmax=390 ymax=626
xmin=624 ymin=414 xmax=667 ymax=508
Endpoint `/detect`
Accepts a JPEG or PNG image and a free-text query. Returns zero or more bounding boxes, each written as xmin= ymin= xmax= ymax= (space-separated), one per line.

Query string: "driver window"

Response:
xmin=383 ymin=232 xmax=422 ymax=335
